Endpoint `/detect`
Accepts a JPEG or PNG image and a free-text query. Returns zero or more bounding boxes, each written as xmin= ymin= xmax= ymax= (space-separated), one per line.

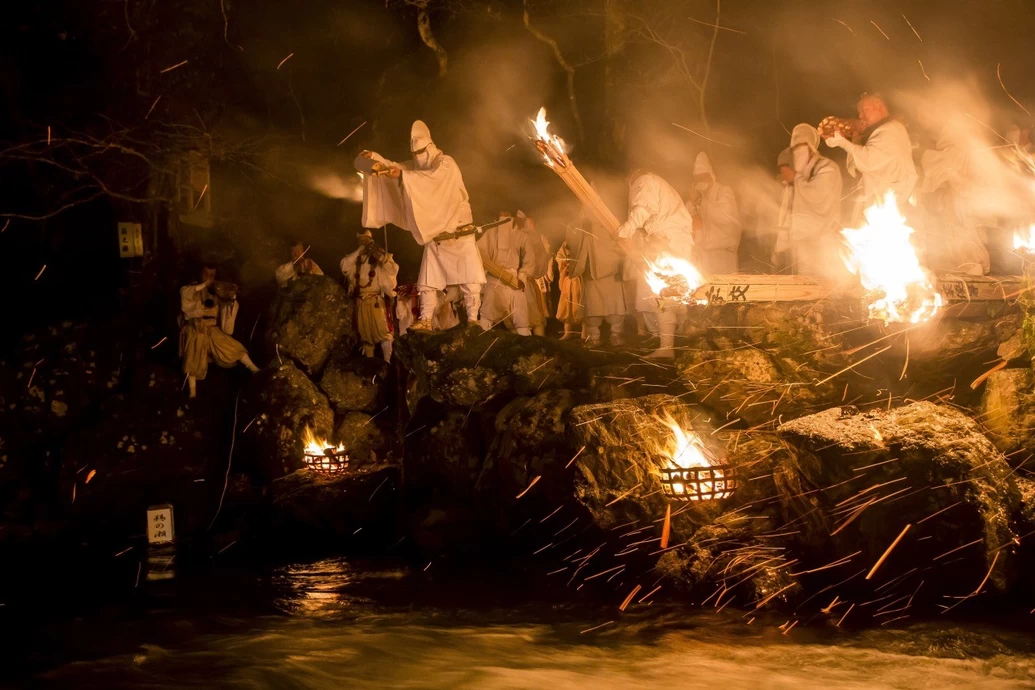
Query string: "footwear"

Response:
xmin=560 ymin=330 xmax=580 ymax=341
xmin=610 ymin=334 xmax=626 ymax=347
xmin=408 ymin=319 xmax=434 ymax=333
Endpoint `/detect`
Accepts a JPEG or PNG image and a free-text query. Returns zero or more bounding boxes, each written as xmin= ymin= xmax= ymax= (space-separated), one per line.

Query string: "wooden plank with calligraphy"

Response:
xmin=691 ymin=275 xmax=834 ymax=304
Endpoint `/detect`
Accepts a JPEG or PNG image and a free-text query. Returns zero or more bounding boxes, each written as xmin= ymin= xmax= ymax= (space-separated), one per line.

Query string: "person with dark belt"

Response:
xmin=341 ymin=229 xmax=399 ymax=361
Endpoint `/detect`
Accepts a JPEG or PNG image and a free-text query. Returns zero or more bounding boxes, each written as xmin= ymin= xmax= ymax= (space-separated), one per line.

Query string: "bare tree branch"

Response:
xmin=405 ymin=0 xmax=448 ymax=77
xmin=522 ymin=0 xmax=585 ymax=143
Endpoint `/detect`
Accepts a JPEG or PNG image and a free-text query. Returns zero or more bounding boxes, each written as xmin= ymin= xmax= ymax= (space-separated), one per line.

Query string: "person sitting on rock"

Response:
xmin=275 ymin=239 xmax=324 ymax=288
xmin=179 ymin=264 xmax=259 ymax=398
xmin=341 ymin=229 xmax=399 ymax=362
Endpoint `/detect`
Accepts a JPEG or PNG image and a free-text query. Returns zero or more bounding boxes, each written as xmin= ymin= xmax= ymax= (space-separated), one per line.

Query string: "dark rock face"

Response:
xmin=268 ymin=465 xmax=400 ymax=551
xmin=240 ymin=362 xmax=335 ymax=480
xmin=319 ymin=354 xmax=389 ymax=414
xmin=334 ymin=411 xmax=389 ymax=466
xmin=979 ymin=368 xmax=1035 ymax=460
xmin=776 ymin=402 xmax=1020 ymax=601
xmin=265 ymin=275 xmax=355 ymax=375
xmin=395 ymin=326 xmax=604 ymax=407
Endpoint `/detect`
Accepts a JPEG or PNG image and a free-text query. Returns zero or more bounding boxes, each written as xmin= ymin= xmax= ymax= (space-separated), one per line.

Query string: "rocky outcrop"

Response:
xmin=240 ymin=362 xmax=335 ymax=480
xmin=319 ymin=354 xmax=389 ymax=414
xmin=334 ymin=411 xmax=389 ymax=466
xmin=979 ymin=368 xmax=1035 ymax=460
xmin=265 ymin=275 xmax=355 ymax=375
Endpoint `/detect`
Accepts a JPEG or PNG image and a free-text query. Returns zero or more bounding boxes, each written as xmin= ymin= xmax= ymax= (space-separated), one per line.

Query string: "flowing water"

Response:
xmin=5 ymin=557 xmax=1035 ymax=689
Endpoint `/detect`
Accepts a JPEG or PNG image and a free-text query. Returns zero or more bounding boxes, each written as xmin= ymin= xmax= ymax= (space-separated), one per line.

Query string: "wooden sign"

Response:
xmin=692 ymin=274 xmax=834 ymax=304
xmin=118 ymin=222 xmax=143 ymax=258
xmin=147 ymin=504 xmax=175 ymax=544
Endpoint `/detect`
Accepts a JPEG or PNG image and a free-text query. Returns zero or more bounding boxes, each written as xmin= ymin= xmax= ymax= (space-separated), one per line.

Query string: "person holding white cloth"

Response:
xmin=355 ymin=120 xmax=485 ymax=331
xmin=787 ymin=123 xmax=843 ymax=279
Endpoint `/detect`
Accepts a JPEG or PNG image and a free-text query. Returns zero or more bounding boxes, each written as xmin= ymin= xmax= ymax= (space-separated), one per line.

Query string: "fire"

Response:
xmin=302 ymin=426 xmax=345 ymax=456
xmin=840 ymin=191 xmax=943 ymax=324
xmin=656 ymin=412 xmax=734 ymax=501
xmin=530 ymin=107 xmax=567 ymax=168
xmin=660 ymin=412 xmax=710 ymax=470
xmin=645 ymin=255 xmax=706 ymax=304
xmin=301 ymin=426 xmax=348 ymax=474
xmin=1013 ymin=224 xmax=1035 ymax=253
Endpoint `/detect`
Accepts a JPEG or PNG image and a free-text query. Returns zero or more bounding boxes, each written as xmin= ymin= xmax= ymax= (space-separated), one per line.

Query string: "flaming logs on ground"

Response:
xmin=645 ymin=255 xmax=707 ymax=305
xmin=301 ymin=426 xmax=349 ymax=475
xmin=841 ymin=191 xmax=943 ymax=324
xmin=1013 ymin=224 xmax=1035 ymax=254
xmin=655 ymin=412 xmax=737 ymax=502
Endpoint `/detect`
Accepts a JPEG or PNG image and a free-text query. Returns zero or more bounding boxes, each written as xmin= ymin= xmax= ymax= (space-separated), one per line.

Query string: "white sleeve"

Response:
xmin=180 ymin=284 xmax=209 ymax=319
xmin=219 ymin=299 xmax=239 ymax=335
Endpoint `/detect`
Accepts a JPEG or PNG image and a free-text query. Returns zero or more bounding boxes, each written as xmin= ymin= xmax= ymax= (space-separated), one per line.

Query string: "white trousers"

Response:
xmin=419 ymin=284 xmax=481 ymax=327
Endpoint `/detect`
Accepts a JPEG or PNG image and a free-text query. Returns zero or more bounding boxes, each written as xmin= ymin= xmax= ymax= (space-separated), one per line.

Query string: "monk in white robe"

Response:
xmin=478 ymin=213 xmax=535 ymax=335
xmin=690 ymin=152 xmax=741 ymax=274
xmin=554 ymin=241 xmax=583 ymax=340
xmin=567 ymin=211 xmax=627 ymax=346
xmin=395 ymin=285 xmax=458 ymax=336
xmin=617 ymin=171 xmax=694 ymax=359
xmin=787 ymin=124 xmax=844 ymax=280
xmin=179 ymin=265 xmax=258 ymax=398
xmin=517 ymin=212 xmax=551 ymax=336
xmin=355 ymin=120 xmax=485 ymax=331
xmin=341 ymin=229 xmax=400 ymax=361
xmin=825 ymin=94 xmax=917 ymax=221
xmin=275 ymin=240 xmax=323 ymax=288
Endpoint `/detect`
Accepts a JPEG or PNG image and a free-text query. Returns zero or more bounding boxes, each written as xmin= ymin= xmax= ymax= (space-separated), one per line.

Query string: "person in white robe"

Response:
xmin=341 ymin=229 xmax=400 ymax=361
xmin=395 ymin=285 xmax=459 ymax=336
xmin=617 ymin=171 xmax=694 ymax=359
xmin=275 ymin=240 xmax=324 ymax=288
xmin=477 ymin=212 xmax=535 ymax=334
xmin=517 ymin=211 xmax=551 ymax=336
xmin=786 ymin=124 xmax=844 ymax=279
xmin=689 ymin=152 xmax=742 ymax=274
xmin=554 ymin=241 xmax=583 ymax=340
xmin=769 ymin=147 xmax=796 ymax=272
xmin=916 ymin=116 xmax=990 ymax=275
xmin=355 ymin=120 xmax=485 ymax=331
xmin=824 ymin=94 xmax=917 ymax=221
xmin=179 ymin=265 xmax=258 ymax=398
xmin=566 ymin=210 xmax=627 ymax=346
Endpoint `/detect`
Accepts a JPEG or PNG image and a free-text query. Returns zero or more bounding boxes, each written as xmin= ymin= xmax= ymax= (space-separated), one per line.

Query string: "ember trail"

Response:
xmin=3 ymin=0 xmax=1035 ymax=685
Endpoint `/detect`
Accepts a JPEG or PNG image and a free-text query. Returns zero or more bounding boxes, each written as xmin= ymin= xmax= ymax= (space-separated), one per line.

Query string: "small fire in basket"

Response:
xmin=301 ymin=426 xmax=349 ymax=475
xmin=656 ymin=412 xmax=736 ymax=502
xmin=645 ymin=255 xmax=707 ymax=305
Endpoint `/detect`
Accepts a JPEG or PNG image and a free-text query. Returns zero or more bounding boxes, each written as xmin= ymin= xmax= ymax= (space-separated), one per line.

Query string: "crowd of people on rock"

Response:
xmin=176 ymin=92 xmax=1035 ymax=393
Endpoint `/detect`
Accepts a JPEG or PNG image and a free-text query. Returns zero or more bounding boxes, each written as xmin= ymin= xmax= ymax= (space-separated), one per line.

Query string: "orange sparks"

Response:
xmin=151 ymin=336 xmax=168 ymax=350
xmin=660 ymin=504 xmax=672 ymax=550
xmin=866 ymin=524 xmax=911 ymax=580
xmin=902 ymin=14 xmax=923 ymax=41
xmin=754 ymin=582 xmax=797 ymax=610
xmin=565 ymin=445 xmax=586 ymax=469
xmin=830 ymin=17 xmax=855 ymax=35
xmin=782 ymin=620 xmax=799 ymax=635
xmin=337 ymin=121 xmax=368 ymax=147
xmin=836 ymin=603 xmax=856 ymax=627
xmin=918 ymin=60 xmax=930 ymax=82
xmin=192 ymin=184 xmax=208 ymax=211
xmin=160 ymin=60 xmax=189 ymax=74
xmin=277 ymin=52 xmax=294 ymax=70
xmin=145 ymin=95 xmax=162 ymax=120
xmin=515 ymin=475 xmax=541 ymax=500
xmin=998 ymin=63 xmax=1032 ymax=118
xmin=1 ymin=220 xmax=9 ymax=233
xmin=580 ymin=621 xmax=615 ymax=634
xmin=34 ymin=264 xmax=47 ymax=281
xmin=870 ymin=20 xmax=890 ymax=40
xmin=71 ymin=483 xmax=76 ymax=503
xmin=47 ymin=126 xmax=51 ymax=145
xmin=970 ymin=551 xmax=1000 ymax=596
xmin=619 ymin=585 xmax=642 ymax=611
xmin=85 ymin=469 xmax=97 ymax=484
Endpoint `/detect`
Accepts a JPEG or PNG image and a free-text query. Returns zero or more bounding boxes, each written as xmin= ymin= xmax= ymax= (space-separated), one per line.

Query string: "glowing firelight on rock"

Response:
xmin=656 ymin=412 xmax=737 ymax=502
xmin=840 ymin=191 xmax=942 ymax=325
xmin=530 ymin=107 xmax=568 ymax=168
xmin=301 ymin=426 xmax=349 ymax=475
xmin=1013 ymin=224 xmax=1035 ymax=253
xmin=645 ymin=255 xmax=707 ymax=305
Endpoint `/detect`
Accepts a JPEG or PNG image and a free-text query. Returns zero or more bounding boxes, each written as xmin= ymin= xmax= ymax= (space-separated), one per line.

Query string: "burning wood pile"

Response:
xmin=654 ymin=412 xmax=736 ymax=502
xmin=301 ymin=426 xmax=349 ymax=475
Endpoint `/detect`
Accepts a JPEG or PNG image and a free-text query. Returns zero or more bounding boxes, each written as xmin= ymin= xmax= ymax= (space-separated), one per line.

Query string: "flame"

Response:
xmin=1013 ymin=224 xmax=1035 ymax=252
xmin=530 ymin=107 xmax=567 ymax=167
xmin=659 ymin=412 xmax=710 ymax=470
xmin=656 ymin=412 xmax=734 ymax=501
xmin=645 ymin=255 xmax=707 ymax=304
xmin=301 ymin=426 xmax=345 ymax=457
xmin=840 ymin=191 xmax=943 ymax=324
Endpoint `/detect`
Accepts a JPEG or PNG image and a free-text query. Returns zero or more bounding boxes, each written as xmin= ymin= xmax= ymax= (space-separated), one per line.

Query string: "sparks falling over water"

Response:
xmin=840 ymin=191 xmax=942 ymax=324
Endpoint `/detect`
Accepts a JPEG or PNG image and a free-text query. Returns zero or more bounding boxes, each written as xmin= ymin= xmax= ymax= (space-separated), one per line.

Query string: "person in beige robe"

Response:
xmin=554 ymin=241 xmax=583 ymax=340
xmin=517 ymin=211 xmax=551 ymax=336
xmin=179 ymin=265 xmax=259 ymax=398
xmin=275 ymin=240 xmax=324 ymax=287
xmin=341 ymin=229 xmax=400 ymax=361
xmin=478 ymin=212 xmax=534 ymax=334
xmin=566 ymin=210 xmax=627 ymax=346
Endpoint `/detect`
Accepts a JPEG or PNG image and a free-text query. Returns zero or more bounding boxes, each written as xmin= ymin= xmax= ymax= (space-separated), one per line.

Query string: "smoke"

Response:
xmin=306 ymin=169 xmax=364 ymax=203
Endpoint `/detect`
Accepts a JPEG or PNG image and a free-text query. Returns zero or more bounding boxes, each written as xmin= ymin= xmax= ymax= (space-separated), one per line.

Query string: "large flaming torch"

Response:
xmin=841 ymin=191 xmax=943 ymax=324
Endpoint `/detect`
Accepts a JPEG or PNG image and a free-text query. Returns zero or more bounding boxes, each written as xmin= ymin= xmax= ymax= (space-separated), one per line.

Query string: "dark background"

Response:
xmin=2 ymin=0 xmax=1033 ymax=346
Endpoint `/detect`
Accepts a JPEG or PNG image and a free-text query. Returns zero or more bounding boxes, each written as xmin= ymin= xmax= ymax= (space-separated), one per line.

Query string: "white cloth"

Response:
xmin=355 ymin=148 xmax=473 ymax=245
xmin=617 ymin=173 xmax=695 ymax=260
xmin=478 ymin=219 xmax=532 ymax=329
xmin=340 ymin=248 xmax=399 ymax=298
xmin=841 ymin=119 xmax=918 ymax=208
xmin=919 ymin=124 xmax=990 ymax=275
xmin=565 ymin=218 xmax=626 ymax=318
xmin=179 ymin=283 xmax=238 ymax=335
xmin=693 ymin=152 xmax=714 ymax=177
xmin=790 ymin=154 xmax=843 ymax=277
xmin=411 ymin=120 xmax=432 ymax=152
xmin=691 ymin=182 xmax=741 ymax=274
xmin=275 ymin=259 xmax=323 ymax=288
xmin=791 ymin=123 xmax=820 ymax=151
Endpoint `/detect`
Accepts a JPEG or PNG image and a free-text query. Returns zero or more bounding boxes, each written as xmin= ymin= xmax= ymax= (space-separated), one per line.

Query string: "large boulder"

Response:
xmin=334 ymin=411 xmax=390 ymax=466
xmin=265 ymin=275 xmax=355 ymax=375
xmin=979 ymin=368 xmax=1035 ymax=460
xmin=240 ymin=362 xmax=335 ymax=480
xmin=776 ymin=402 xmax=1021 ymax=605
xmin=395 ymin=326 xmax=611 ymax=407
xmin=319 ymin=354 xmax=389 ymax=414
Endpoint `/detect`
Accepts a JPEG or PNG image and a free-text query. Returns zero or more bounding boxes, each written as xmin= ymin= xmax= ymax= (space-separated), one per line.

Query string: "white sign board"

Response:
xmin=147 ymin=504 xmax=175 ymax=544
xmin=118 ymin=222 xmax=144 ymax=258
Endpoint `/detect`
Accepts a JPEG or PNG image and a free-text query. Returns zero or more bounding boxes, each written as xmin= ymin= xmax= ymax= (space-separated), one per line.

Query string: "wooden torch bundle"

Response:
xmin=818 ymin=116 xmax=858 ymax=140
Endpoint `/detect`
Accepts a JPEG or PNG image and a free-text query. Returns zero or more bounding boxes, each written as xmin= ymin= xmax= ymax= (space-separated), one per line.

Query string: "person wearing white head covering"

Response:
xmin=355 ymin=120 xmax=485 ymax=331
xmin=477 ymin=211 xmax=535 ymax=335
xmin=617 ymin=171 xmax=694 ymax=358
xmin=341 ymin=229 xmax=400 ymax=361
xmin=787 ymin=123 xmax=843 ymax=278
xmin=516 ymin=211 xmax=551 ymax=336
xmin=825 ymin=94 xmax=917 ymax=222
xmin=689 ymin=152 xmax=741 ymax=274
xmin=567 ymin=206 xmax=627 ymax=346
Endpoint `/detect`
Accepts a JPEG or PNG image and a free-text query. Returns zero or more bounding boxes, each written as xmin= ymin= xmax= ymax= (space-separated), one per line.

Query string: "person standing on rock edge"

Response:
xmin=341 ymin=229 xmax=399 ymax=362
xmin=477 ymin=211 xmax=534 ymax=335
xmin=275 ymin=239 xmax=323 ymax=288
xmin=179 ymin=264 xmax=259 ymax=399
xmin=354 ymin=120 xmax=485 ymax=332
xmin=566 ymin=207 xmax=627 ymax=346
xmin=554 ymin=239 xmax=583 ymax=340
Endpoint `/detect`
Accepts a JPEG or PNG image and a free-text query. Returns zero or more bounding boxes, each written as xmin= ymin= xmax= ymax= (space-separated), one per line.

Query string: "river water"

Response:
xmin=6 ymin=557 xmax=1035 ymax=688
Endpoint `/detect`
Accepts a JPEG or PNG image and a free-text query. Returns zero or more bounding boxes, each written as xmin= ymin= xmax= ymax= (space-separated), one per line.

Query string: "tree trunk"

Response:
xmin=603 ymin=0 xmax=628 ymax=163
